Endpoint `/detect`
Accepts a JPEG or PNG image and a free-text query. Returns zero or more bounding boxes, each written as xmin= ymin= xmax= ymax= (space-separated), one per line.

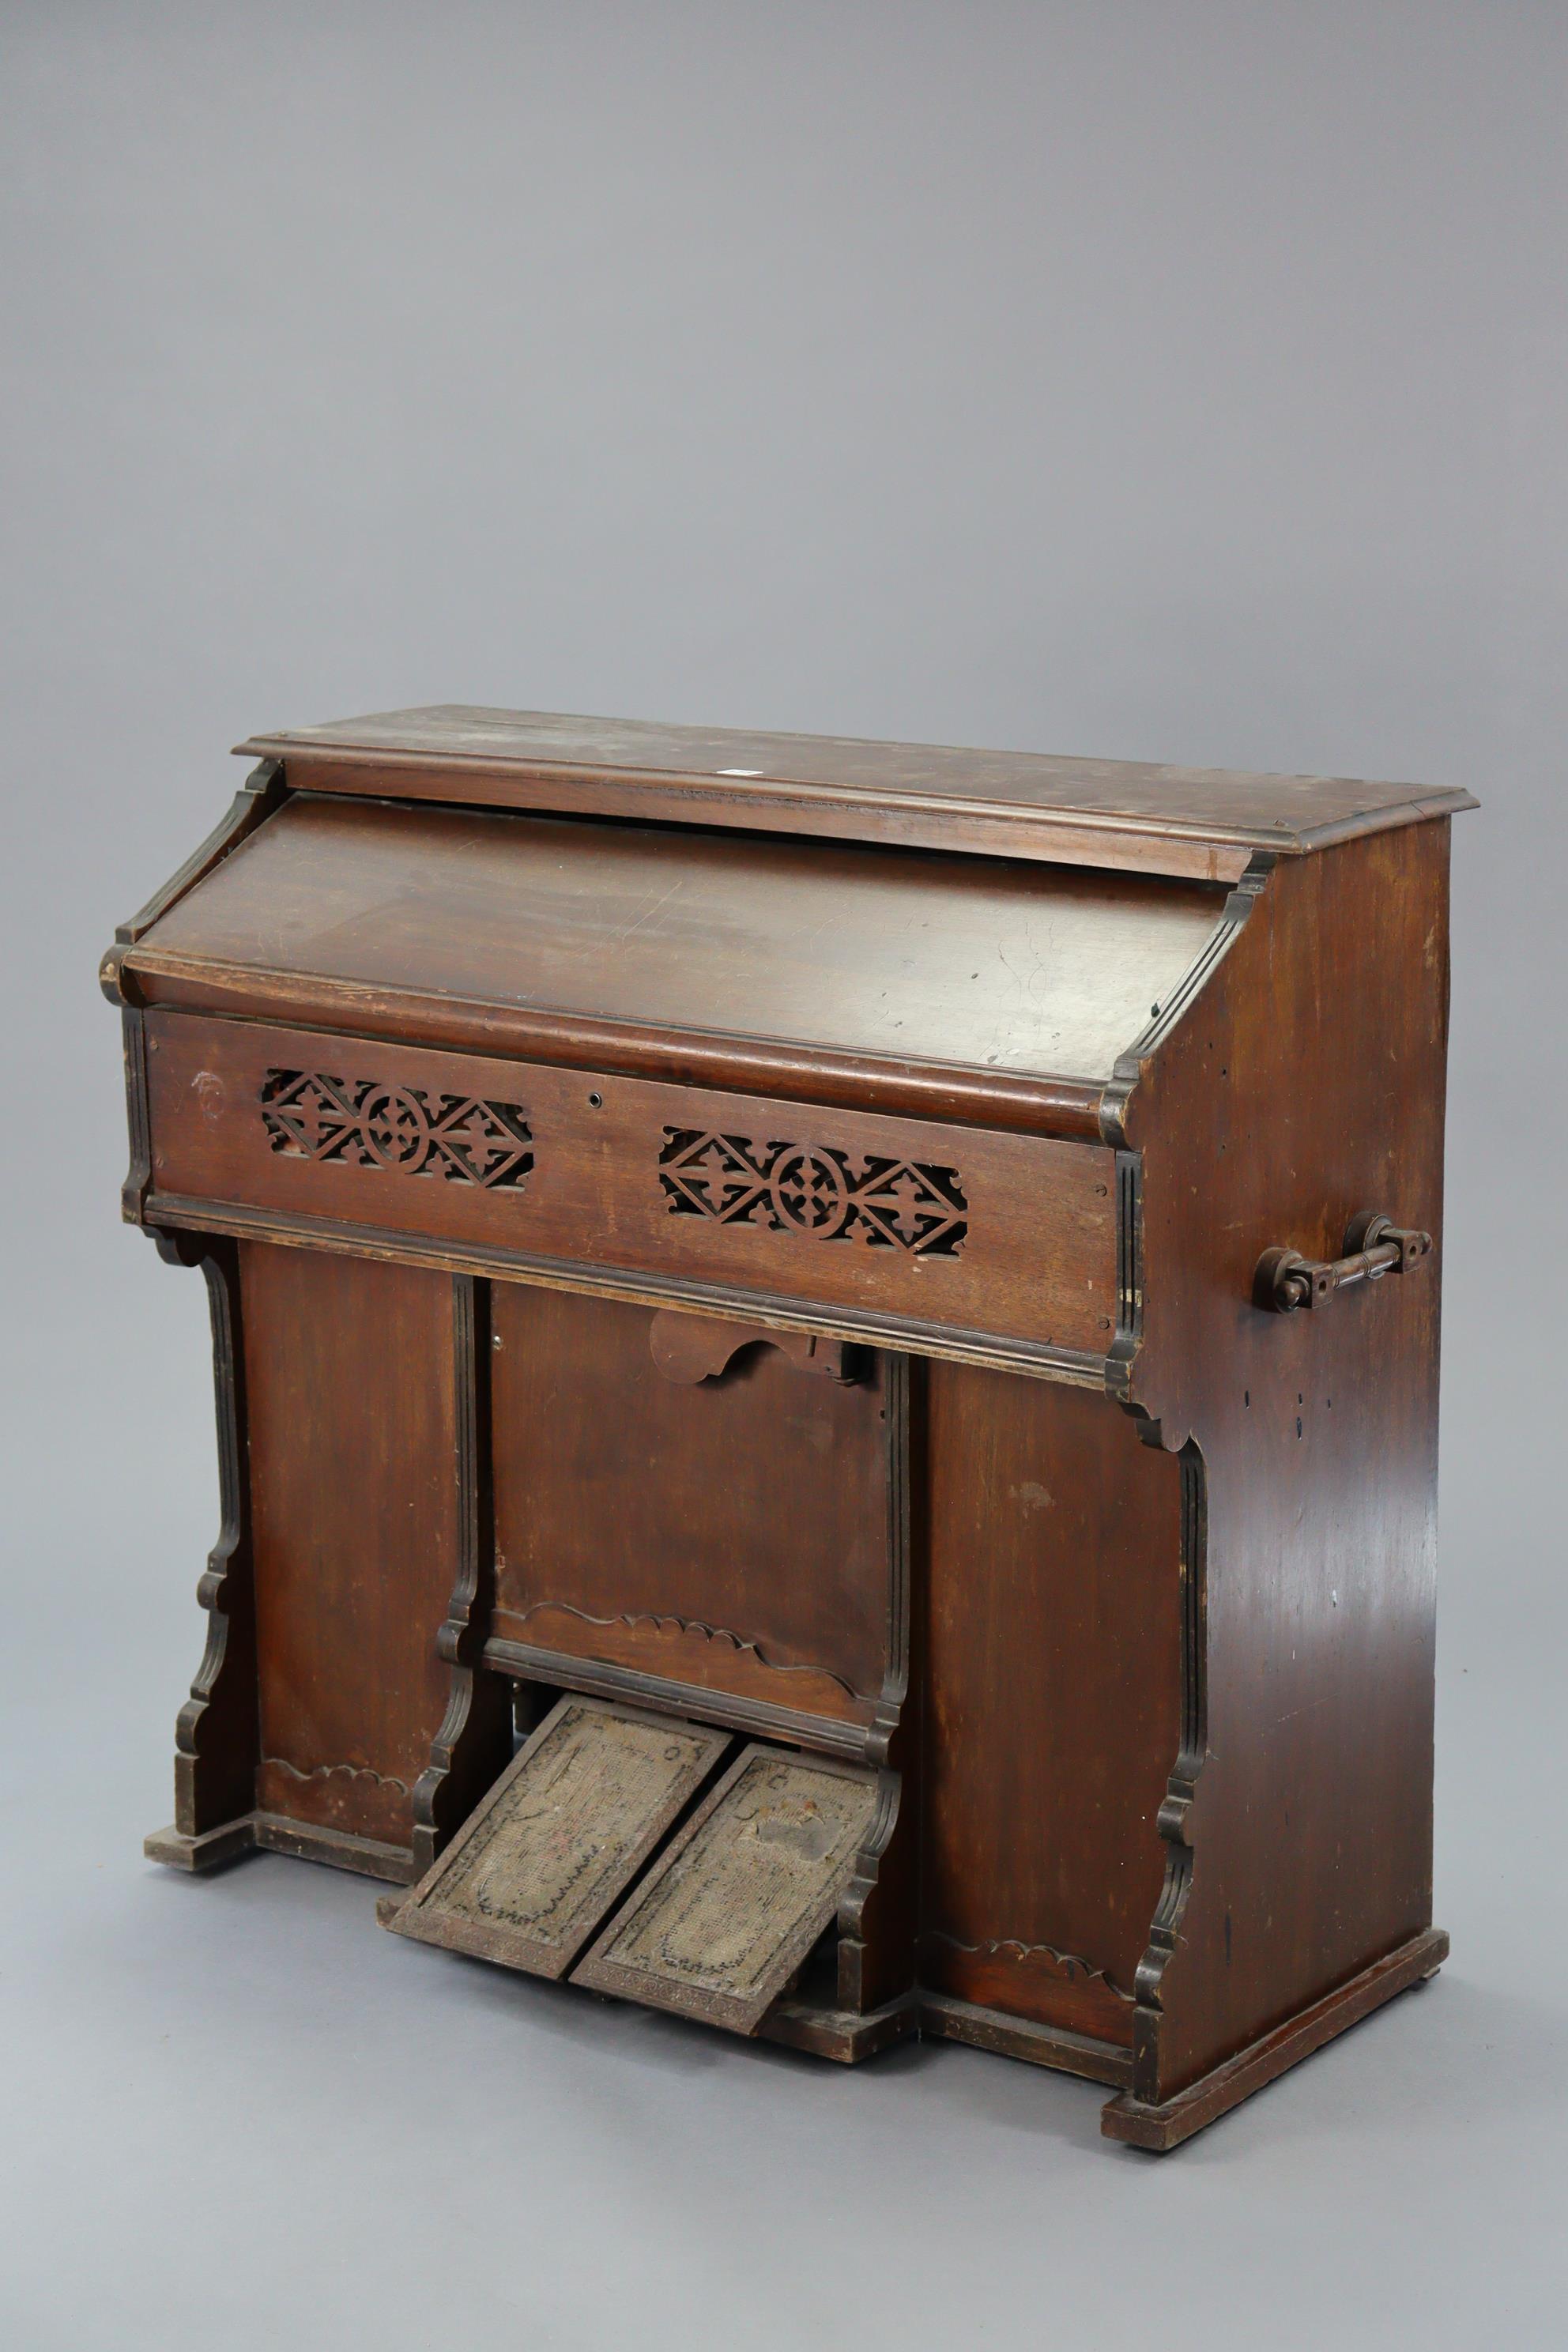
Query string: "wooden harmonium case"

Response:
xmin=107 ymin=707 xmax=1471 ymax=2141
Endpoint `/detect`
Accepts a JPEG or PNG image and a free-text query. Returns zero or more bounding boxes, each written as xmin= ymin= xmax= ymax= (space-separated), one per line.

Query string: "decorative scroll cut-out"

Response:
xmin=507 ymin=1599 xmax=866 ymax=1704
xmin=659 ymin=1128 xmax=967 ymax=1256
xmin=262 ymin=1069 xmax=533 ymax=1189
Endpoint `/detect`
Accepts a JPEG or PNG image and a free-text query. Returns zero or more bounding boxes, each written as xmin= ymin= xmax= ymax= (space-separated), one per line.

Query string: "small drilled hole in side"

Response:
xmin=587 ymin=1091 xmax=603 ymax=1109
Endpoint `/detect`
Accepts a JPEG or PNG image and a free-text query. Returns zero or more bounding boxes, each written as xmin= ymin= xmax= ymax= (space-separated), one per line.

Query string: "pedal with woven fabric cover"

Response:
xmin=104 ymin=707 xmax=1473 ymax=2147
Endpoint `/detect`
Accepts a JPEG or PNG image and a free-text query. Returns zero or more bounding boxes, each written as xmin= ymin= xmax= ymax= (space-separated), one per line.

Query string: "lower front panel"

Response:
xmin=919 ymin=1366 xmax=1184 ymax=2049
xmin=243 ymin=1242 xmax=460 ymax=1855
xmin=161 ymin=1242 xmax=1183 ymax=2068
xmin=488 ymin=1284 xmax=903 ymax=1736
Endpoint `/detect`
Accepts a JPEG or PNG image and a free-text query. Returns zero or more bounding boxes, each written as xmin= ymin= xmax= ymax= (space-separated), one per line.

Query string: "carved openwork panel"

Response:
xmin=659 ymin=1128 xmax=967 ymax=1255
xmin=262 ymin=1068 xmax=533 ymax=1189
xmin=146 ymin=1017 xmax=1117 ymax=1362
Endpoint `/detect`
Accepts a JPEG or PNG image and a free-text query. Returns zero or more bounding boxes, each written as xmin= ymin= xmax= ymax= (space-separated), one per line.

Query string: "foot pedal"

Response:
xmin=572 ymin=1746 xmax=880 ymax=2033
xmin=383 ymin=1695 xmax=732 ymax=1978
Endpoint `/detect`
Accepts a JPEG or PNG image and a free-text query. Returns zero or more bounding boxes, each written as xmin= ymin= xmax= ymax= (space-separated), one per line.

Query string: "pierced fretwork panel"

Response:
xmin=261 ymin=1069 xmax=534 ymax=1190
xmin=659 ymin=1127 xmax=967 ymax=1256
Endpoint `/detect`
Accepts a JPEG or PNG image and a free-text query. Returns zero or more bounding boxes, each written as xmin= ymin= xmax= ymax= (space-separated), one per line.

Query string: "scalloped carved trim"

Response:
xmin=261 ymin=1756 xmax=412 ymax=1795
xmin=919 ymin=1928 xmax=1134 ymax=2002
xmin=509 ymin=1600 xmax=865 ymax=1703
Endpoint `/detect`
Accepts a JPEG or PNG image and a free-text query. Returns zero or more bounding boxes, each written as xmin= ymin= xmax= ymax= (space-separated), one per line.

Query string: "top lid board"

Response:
xmin=238 ymin=706 xmax=1477 ymax=884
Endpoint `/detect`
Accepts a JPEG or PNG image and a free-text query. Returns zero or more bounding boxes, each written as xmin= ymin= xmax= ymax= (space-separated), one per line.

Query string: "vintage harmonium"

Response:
xmin=101 ymin=707 xmax=1475 ymax=2149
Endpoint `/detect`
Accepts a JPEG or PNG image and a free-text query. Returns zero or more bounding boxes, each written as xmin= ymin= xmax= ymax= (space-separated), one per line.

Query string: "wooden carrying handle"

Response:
xmin=1253 ymin=1212 xmax=1433 ymax=1314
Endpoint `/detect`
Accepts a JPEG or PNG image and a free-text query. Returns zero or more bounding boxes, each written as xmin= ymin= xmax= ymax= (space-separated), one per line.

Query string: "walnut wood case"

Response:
xmin=104 ymin=706 xmax=1475 ymax=2149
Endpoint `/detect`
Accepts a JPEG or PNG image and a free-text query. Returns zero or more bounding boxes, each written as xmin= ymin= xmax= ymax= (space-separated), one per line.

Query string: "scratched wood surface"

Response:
xmin=919 ymin=1366 xmax=1183 ymax=2049
xmin=126 ymin=789 xmax=1229 ymax=1088
xmin=1116 ymin=820 xmax=1454 ymax=2113
xmin=243 ymin=1242 xmax=458 ymax=1857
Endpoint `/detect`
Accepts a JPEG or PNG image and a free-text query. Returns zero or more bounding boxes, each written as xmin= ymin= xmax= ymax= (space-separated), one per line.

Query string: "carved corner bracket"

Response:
xmin=148 ymin=1229 xmax=260 ymax=1841
xmin=410 ymin=1274 xmax=512 ymax=1875
xmin=1129 ymin=1439 xmax=1208 ymax=2102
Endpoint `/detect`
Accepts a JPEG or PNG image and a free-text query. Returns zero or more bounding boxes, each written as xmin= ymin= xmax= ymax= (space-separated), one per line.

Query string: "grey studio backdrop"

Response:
xmin=2 ymin=6 xmax=1564 ymax=2349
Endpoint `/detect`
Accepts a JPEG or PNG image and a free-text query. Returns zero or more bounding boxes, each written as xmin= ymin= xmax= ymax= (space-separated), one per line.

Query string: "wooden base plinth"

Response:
xmin=251 ymin=1811 xmax=415 ymax=1881
xmin=145 ymin=1813 xmax=415 ymax=1884
xmin=149 ymin=1823 xmax=1449 ymax=2149
xmin=144 ymin=1819 xmax=259 ymax=1874
xmin=1100 ymin=1927 xmax=1449 ymax=2151
xmin=918 ymin=1990 xmax=1133 ymax=2087
xmin=763 ymin=1991 xmax=920 ymax=2063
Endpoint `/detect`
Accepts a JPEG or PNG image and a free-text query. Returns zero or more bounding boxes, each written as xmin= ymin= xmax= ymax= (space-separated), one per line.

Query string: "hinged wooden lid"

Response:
xmin=239 ymin=705 xmax=1477 ymax=883
xmin=120 ymin=791 xmax=1232 ymax=1136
